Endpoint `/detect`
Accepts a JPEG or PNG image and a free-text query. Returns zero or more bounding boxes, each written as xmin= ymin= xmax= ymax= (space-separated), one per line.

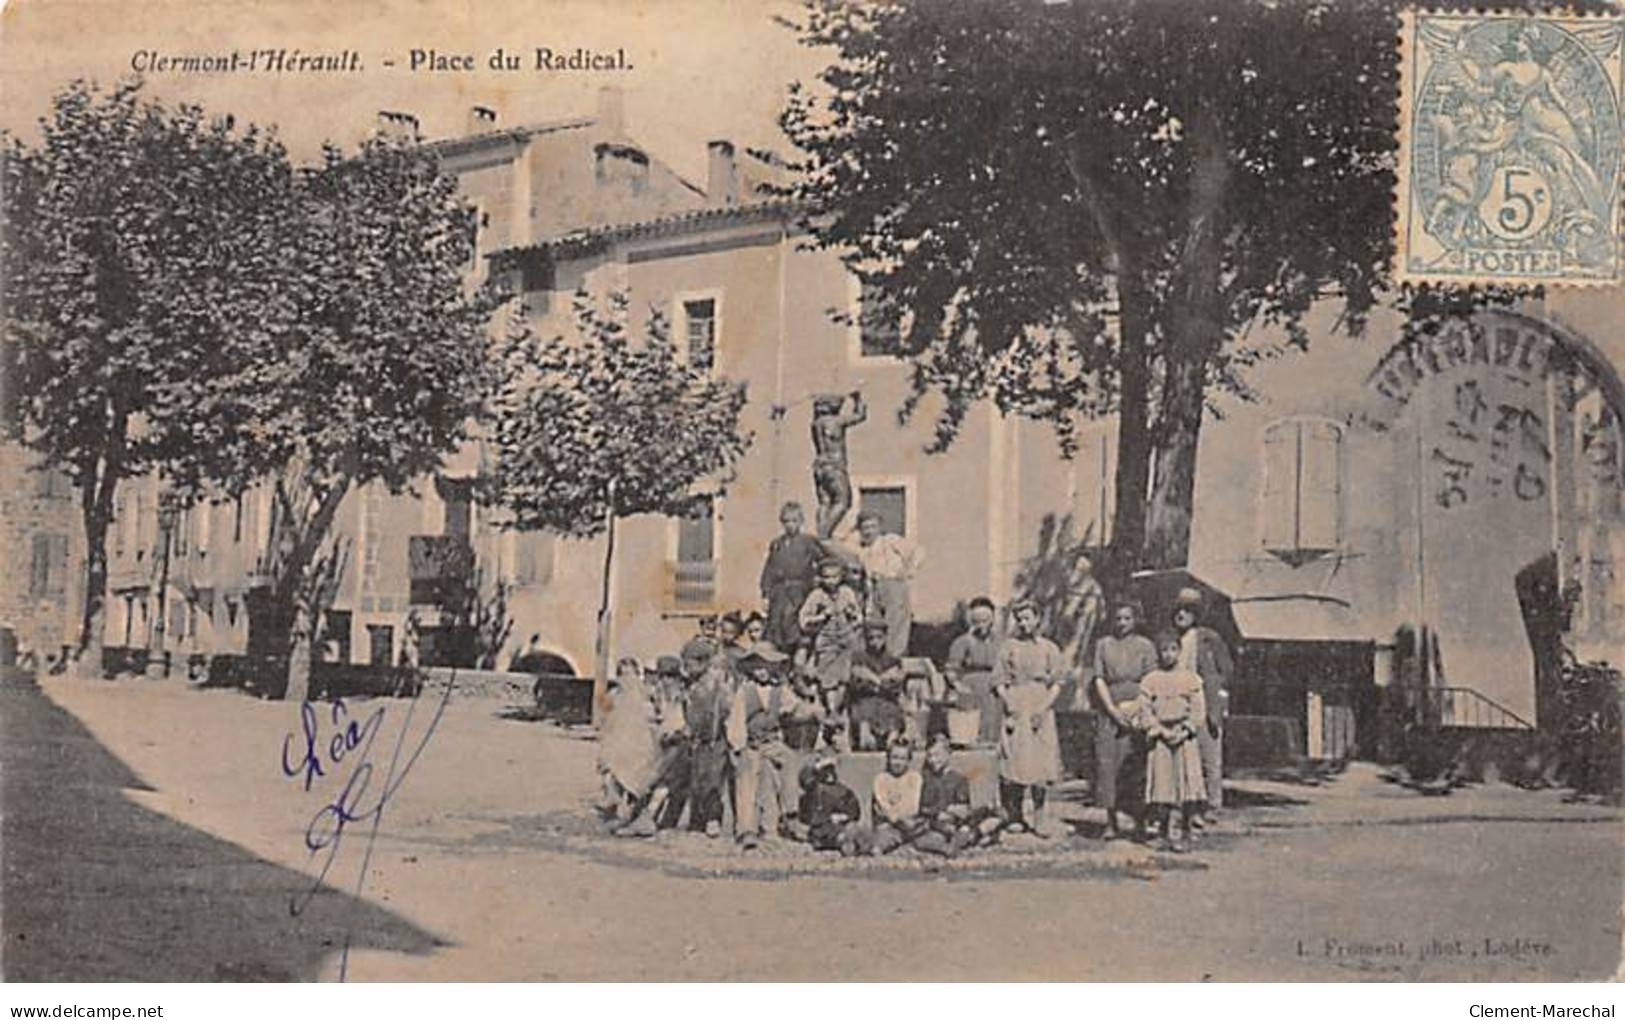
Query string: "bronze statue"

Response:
xmin=811 ymin=390 xmax=866 ymax=539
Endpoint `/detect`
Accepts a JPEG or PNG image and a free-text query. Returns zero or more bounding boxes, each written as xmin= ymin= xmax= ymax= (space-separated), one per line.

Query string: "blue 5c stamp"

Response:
xmin=1397 ymin=11 xmax=1624 ymax=286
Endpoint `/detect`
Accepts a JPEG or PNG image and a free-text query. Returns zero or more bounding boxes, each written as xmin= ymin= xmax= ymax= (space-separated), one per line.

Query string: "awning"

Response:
xmin=1231 ymin=596 xmax=1373 ymax=644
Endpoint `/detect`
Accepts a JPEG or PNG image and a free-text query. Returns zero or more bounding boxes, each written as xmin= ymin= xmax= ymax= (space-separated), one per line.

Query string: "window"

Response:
xmin=855 ymin=280 xmax=901 ymax=358
xmin=676 ymin=294 xmax=719 ymax=376
xmin=115 ymin=492 xmax=130 ymax=557
xmin=33 ymin=469 xmax=70 ymax=499
xmin=444 ymin=489 xmax=471 ymax=540
xmin=467 ymin=200 xmax=486 ymax=269
xmin=1262 ymin=418 xmax=1343 ymax=561
xmin=29 ymin=533 xmax=66 ymax=598
xmin=513 ymin=530 xmax=556 ymax=587
xmin=233 ymin=493 xmax=245 ymax=543
xmin=852 ymin=476 xmax=918 ymax=540
xmin=322 ymin=611 xmax=353 ymax=663
xmin=362 ymin=488 xmax=383 ymax=592
xmin=132 ymin=490 xmax=146 ymax=561
xmin=171 ymin=506 xmax=189 ymax=558
xmin=195 ymin=502 xmax=211 ymax=555
xmin=671 ymin=495 xmax=718 ymax=608
xmin=367 ymin=624 xmax=394 ymax=666
xmin=858 ymin=486 xmax=908 ymax=537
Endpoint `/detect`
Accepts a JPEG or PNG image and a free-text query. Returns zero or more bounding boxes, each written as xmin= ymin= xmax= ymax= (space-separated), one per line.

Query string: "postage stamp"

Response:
xmin=1396 ymin=10 xmax=1625 ymax=287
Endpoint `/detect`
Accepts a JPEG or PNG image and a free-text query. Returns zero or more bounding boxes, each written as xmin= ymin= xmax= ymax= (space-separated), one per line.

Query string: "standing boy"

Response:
xmin=726 ymin=649 xmax=797 ymax=849
xmin=759 ymin=502 xmax=822 ymax=650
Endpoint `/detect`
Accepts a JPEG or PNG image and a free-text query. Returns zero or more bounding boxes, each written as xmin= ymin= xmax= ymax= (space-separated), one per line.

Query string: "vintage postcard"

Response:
xmin=1 ymin=0 xmax=1622 ymax=988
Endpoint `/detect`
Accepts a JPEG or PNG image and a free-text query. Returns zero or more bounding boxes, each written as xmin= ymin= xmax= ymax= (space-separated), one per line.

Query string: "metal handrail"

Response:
xmin=1411 ymin=685 xmax=1535 ymax=731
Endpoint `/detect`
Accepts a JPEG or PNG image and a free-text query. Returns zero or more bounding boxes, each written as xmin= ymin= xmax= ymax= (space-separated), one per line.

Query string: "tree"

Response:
xmin=185 ymin=135 xmax=503 ymax=702
xmin=1 ymin=79 xmax=292 ymax=664
xmin=775 ymin=0 xmax=1555 ymax=577
xmin=486 ymin=292 xmax=753 ymax=718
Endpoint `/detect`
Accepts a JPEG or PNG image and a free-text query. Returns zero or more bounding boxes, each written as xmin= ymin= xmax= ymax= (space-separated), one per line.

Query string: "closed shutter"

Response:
xmin=1261 ymin=422 xmax=1296 ymax=550
xmin=1299 ymin=421 xmax=1342 ymax=550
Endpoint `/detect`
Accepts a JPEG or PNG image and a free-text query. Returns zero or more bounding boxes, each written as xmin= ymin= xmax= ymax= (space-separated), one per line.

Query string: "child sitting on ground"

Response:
xmin=865 ymin=738 xmax=928 ymax=855
xmin=1135 ymin=631 xmax=1209 ymax=853
xmin=786 ymin=749 xmax=864 ymax=856
xmin=914 ymin=734 xmax=1003 ymax=857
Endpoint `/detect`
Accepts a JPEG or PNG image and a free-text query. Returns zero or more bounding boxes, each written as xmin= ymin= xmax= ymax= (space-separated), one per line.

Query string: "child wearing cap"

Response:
xmin=1135 ymin=630 xmax=1209 ymax=852
xmin=788 ymin=750 xmax=864 ymax=856
xmin=726 ymin=649 xmax=797 ymax=849
xmin=680 ymin=638 xmax=734 ymax=838
xmin=848 ymin=618 xmax=908 ymax=750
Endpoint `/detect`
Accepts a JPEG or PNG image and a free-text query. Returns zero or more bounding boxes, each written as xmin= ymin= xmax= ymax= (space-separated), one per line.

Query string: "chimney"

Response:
xmin=376 ymin=109 xmax=420 ymax=142
xmin=595 ymin=85 xmax=625 ymax=136
xmin=467 ymin=104 xmax=498 ymax=135
xmin=707 ymin=140 xmax=737 ymax=207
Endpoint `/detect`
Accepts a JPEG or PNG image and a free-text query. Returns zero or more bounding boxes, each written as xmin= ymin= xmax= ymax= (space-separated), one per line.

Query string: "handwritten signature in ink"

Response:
xmin=279 ymin=682 xmax=451 ymax=979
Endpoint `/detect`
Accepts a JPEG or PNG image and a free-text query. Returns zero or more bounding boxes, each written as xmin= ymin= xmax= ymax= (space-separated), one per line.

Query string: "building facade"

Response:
xmin=83 ymin=94 xmax=1622 ymax=756
xmin=0 ymin=444 xmax=82 ymax=663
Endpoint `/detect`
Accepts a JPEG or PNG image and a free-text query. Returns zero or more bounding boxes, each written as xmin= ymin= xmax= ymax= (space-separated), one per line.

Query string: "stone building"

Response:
xmin=0 ymin=443 xmax=81 ymax=663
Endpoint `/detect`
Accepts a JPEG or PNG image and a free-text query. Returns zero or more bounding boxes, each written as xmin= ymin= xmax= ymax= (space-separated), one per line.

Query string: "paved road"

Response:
xmin=4 ymin=674 xmax=1620 ymax=981
xmin=0 ymin=669 xmax=439 ymax=981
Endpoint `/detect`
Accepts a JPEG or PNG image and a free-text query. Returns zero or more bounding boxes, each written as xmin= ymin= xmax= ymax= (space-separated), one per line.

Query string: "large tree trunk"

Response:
xmin=1142 ymin=108 xmax=1231 ymax=573
xmin=1109 ymin=273 xmax=1153 ymax=583
xmin=1145 ymin=349 xmax=1209 ymax=570
xmin=274 ymin=473 xmax=352 ymax=703
xmin=75 ymin=429 xmax=124 ymax=670
xmin=1061 ymin=136 xmax=1152 ymax=586
xmin=77 ymin=509 xmax=110 ymax=668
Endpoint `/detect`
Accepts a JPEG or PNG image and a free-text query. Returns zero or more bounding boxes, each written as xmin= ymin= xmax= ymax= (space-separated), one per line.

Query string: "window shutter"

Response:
xmin=30 ymin=535 xmax=51 ymax=597
xmin=515 ymin=530 xmax=556 ymax=587
xmin=673 ymin=497 xmax=718 ymax=607
xmin=1299 ymin=421 xmax=1342 ymax=550
xmin=50 ymin=534 xmax=67 ymax=596
xmin=1261 ymin=422 xmax=1296 ymax=550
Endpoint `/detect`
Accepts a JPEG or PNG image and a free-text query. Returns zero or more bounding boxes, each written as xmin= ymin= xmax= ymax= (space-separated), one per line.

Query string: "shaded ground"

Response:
xmin=0 ymin=668 xmax=442 ymax=981
xmin=11 ymin=674 xmax=1623 ymax=981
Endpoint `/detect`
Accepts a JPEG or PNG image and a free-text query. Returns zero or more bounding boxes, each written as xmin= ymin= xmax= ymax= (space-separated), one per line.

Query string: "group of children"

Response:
xmin=595 ymin=503 xmax=1225 ymax=856
xmin=596 ymin=633 xmax=989 ymax=857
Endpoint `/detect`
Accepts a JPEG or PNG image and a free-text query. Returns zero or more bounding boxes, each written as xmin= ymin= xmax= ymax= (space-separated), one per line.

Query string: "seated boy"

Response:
xmin=786 ymin=749 xmax=863 ymax=856
xmin=913 ymin=733 xmax=1003 ymax=856
xmin=865 ymin=739 xmax=928 ymax=855
xmin=848 ymin=619 xmax=908 ymax=750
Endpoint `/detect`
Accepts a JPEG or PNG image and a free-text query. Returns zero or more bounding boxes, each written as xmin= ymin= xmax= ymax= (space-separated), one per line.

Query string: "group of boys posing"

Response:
xmin=595 ymin=637 xmax=997 ymax=857
xmin=596 ymin=497 xmax=1234 ymax=855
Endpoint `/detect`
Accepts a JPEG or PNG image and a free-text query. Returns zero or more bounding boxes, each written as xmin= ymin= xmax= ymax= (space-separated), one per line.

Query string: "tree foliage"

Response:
xmin=2 ymin=80 xmax=501 ymax=696
xmin=2 ymin=79 xmax=292 ymax=654
xmin=226 ymin=136 xmax=503 ymax=700
xmin=486 ymin=291 xmax=753 ymax=536
xmin=775 ymin=0 xmax=1566 ymax=572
